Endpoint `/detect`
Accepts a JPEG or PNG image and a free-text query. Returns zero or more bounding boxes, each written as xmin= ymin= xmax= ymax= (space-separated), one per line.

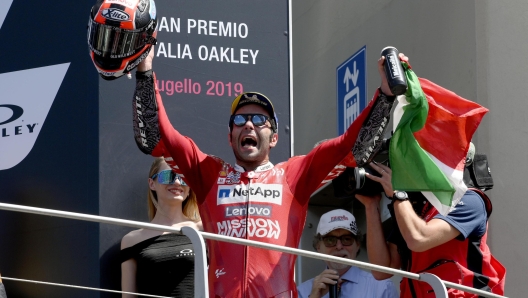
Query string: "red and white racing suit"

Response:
xmin=132 ymin=71 xmax=378 ymax=297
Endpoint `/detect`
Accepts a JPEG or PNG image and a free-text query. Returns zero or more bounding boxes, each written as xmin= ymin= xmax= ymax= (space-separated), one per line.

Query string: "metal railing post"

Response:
xmin=419 ymin=273 xmax=448 ymax=298
xmin=181 ymin=226 xmax=209 ymax=298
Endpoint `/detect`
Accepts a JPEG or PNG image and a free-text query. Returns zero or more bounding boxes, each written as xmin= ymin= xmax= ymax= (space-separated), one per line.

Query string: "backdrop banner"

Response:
xmin=0 ymin=0 xmax=290 ymax=296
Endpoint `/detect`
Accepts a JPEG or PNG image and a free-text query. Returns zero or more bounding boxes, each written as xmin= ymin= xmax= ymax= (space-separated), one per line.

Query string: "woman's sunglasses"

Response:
xmin=321 ymin=234 xmax=356 ymax=247
xmin=151 ymin=170 xmax=187 ymax=186
xmin=230 ymin=114 xmax=270 ymax=128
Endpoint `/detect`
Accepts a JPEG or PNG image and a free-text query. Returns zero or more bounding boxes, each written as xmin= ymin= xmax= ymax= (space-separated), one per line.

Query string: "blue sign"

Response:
xmin=337 ymin=46 xmax=367 ymax=135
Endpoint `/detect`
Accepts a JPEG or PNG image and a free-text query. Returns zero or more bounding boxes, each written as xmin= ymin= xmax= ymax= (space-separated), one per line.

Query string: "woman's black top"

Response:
xmin=121 ymin=233 xmax=195 ymax=297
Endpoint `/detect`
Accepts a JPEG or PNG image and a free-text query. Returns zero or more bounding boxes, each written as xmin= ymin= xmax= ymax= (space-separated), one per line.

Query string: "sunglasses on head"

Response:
xmin=229 ymin=113 xmax=271 ymax=128
xmin=151 ymin=170 xmax=187 ymax=186
xmin=321 ymin=234 xmax=356 ymax=247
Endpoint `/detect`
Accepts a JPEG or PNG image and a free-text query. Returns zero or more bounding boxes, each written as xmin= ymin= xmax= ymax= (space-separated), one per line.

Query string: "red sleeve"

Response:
xmin=154 ymin=76 xmax=222 ymax=202
xmin=286 ymin=89 xmax=382 ymax=202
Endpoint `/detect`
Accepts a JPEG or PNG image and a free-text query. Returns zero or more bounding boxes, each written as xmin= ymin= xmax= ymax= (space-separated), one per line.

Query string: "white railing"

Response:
xmin=0 ymin=202 xmax=508 ymax=298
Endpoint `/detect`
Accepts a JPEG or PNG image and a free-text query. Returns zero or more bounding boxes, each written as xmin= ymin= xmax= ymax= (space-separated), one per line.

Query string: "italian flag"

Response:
xmin=390 ymin=62 xmax=488 ymax=215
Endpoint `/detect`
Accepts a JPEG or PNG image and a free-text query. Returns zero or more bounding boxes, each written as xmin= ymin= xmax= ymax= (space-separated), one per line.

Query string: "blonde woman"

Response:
xmin=121 ymin=157 xmax=202 ymax=297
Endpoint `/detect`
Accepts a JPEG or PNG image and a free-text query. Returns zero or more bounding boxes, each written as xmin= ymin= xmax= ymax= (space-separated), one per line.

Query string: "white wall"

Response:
xmin=475 ymin=1 xmax=528 ymax=296
xmin=293 ymin=0 xmax=525 ymax=296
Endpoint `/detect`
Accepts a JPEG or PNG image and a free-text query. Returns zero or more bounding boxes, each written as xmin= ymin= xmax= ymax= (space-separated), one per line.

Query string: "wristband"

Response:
xmin=136 ymin=69 xmax=153 ymax=79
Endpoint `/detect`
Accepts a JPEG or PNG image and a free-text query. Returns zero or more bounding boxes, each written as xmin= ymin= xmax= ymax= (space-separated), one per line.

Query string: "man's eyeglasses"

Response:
xmin=321 ymin=234 xmax=356 ymax=247
xmin=229 ymin=114 xmax=271 ymax=128
xmin=151 ymin=170 xmax=187 ymax=186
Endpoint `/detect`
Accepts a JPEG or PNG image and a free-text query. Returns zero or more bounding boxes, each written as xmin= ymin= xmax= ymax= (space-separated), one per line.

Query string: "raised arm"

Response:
xmin=366 ymin=163 xmax=461 ymax=253
xmin=356 ymin=193 xmax=401 ymax=280
xmin=356 ymin=162 xmax=401 ymax=279
xmin=391 ymin=201 xmax=461 ymax=252
xmin=286 ymin=89 xmax=390 ymax=201
xmin=132 ymin=48 xmax=165 ymax=157
xmin=131 ymin=50 xmax=221 ymax=200
xmin=288 ymin=53 xmax=405 ymax=200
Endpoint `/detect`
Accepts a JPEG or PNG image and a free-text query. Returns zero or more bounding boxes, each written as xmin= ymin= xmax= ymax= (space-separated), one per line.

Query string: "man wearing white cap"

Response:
xmin=297 ymin=209 xmax=398 ymax=298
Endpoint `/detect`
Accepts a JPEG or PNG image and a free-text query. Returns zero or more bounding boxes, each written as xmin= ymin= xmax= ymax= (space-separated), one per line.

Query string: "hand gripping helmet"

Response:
xmin=87 ymin=0 xmax=158 ymax=80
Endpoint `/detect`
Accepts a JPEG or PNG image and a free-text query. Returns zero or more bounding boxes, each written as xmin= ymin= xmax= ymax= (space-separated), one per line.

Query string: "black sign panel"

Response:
xmin=103 ymin=0 xmax=291 ymax=163
xmin=0 ymin=0 xmax=290 ymax=296
xmin=0 ymin=0 xmax=100 ymax=297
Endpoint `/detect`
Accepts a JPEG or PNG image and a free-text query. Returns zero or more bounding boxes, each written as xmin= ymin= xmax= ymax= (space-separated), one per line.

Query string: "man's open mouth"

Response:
xmin=241 ymin=136 xmax=257 ymax=147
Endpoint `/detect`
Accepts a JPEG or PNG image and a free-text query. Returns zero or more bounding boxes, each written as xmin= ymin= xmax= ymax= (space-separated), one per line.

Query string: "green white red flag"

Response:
xmin=390 ymin=62 xmax=488 ymax=215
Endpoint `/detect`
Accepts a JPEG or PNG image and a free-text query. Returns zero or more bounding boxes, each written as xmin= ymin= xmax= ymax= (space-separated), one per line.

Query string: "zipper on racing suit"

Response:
xmin=243 ymin=171 xmax=254 ymax=298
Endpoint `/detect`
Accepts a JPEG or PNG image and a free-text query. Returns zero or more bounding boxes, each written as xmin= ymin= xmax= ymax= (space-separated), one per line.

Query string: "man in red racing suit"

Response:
xmin=131 ymin=53 xmax=386 ymax=297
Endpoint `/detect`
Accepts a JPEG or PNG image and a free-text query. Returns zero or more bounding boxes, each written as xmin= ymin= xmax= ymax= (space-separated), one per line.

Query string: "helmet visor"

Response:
xmin=87 ymin=18 xmax=149 ymax=59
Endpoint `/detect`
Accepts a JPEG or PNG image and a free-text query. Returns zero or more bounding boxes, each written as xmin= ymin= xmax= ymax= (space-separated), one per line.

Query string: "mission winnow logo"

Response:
xmin=0 ymin=0 xmax=70 ymax=170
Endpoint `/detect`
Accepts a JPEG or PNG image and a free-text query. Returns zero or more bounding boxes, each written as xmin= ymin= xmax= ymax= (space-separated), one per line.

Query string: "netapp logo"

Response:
xmin=225 ymin=205 xmax=272 ymax=218
xmin=217 ymin=184 xmax=283 ymax=205
xmin=0 ymin=1 xmax=70 ymax=170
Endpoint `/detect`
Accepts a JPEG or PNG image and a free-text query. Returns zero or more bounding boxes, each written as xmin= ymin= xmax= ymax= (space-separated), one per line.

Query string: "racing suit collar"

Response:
xmin=234 ymin=161 xmax=274 ymax=173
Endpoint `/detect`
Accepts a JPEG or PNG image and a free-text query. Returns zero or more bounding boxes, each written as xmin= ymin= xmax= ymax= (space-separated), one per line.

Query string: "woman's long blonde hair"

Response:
xmin=147 ymin=157 xmax=200 ymax=222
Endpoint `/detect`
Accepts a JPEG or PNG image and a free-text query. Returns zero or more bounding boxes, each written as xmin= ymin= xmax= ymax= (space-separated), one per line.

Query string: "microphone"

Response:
xmin=329 ymin=282 xmax=338 ymax=298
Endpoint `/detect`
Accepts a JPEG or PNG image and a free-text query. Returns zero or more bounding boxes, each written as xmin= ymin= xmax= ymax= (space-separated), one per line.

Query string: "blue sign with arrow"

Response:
xmin=336 ymin=45 xmax=367 ymax=135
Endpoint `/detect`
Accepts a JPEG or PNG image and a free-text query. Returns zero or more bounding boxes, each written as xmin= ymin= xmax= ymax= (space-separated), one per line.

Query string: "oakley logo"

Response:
xmin=0 ymin=64 xmax=69 ymax=170
xmin=101 ymin=8 xmax=130 ymax=21
xmin=0 ymin=1 xmax=70 ymax=170
xmin=0 ymin=104 xmax=37 ymax=138
xmin=174 ymin=248 xmax=194 ymax=258
xmin=0 ymin=104 xmax=23 ymax=125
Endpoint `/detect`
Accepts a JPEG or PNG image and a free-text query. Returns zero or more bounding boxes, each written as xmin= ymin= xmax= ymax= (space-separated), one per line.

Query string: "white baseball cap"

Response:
xmin=316 ymin=209 xmax=358 ymax=236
